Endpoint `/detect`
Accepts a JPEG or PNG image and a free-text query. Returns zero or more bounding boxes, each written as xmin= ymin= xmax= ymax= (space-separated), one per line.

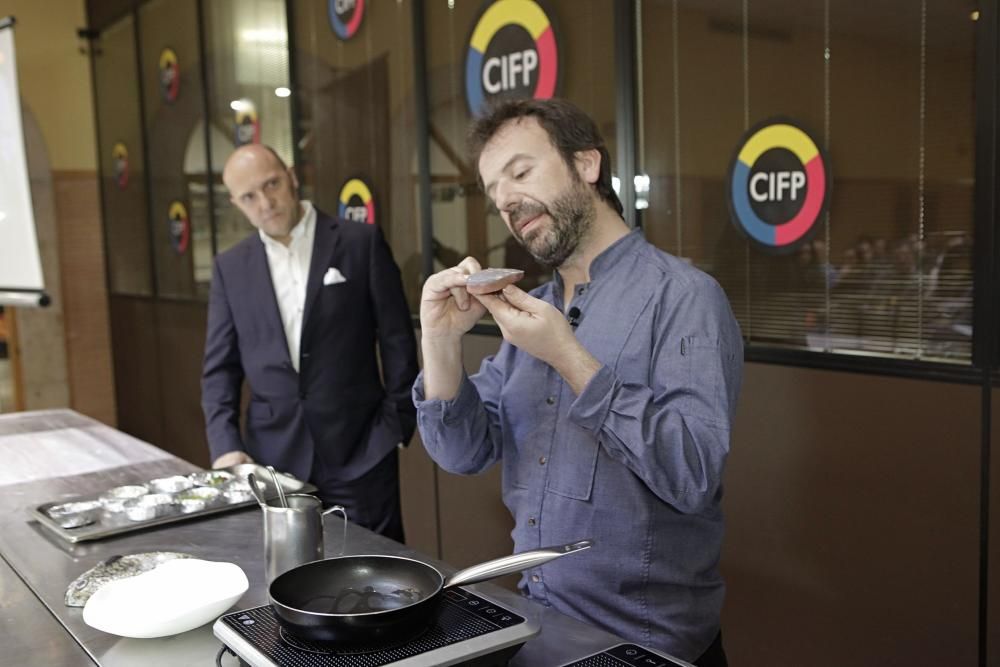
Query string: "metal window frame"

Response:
xmin=195 ymin=0 xmax=217 ymax=261
xmin=133 ymin=2 xmax=160 ymax=298
xmin=412 ymin=0 xmax=435 ymax=289
xmin=614 ymin=0 xmax=638 ymax=228
xmin=285 ymin=0 xmax=305 ymax=184
xmin=974 ymin=2 xmax=998 ymax=665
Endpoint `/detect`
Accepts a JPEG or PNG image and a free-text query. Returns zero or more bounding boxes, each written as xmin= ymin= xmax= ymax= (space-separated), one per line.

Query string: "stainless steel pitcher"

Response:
xmin=263 ymin=494 xmax=345 ymax=583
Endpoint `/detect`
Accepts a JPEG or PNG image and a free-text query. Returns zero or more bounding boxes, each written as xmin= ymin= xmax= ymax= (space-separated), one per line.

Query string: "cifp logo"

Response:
xmin=112 ymin=142 xmax=129 ymax=190
xmin=464 ymin=0 xmax=558 ymax=116
xmin=159 ymin=48 xmax=179 ymax=103
xmin=728 ymin=118 xmax=829 ymax=252
xmin=338 ymin=178 xmax=375 ymax=225
xmin=328 ymin=0 xmax=365 ymax=40
xmin=168 ymin=201 xmax=190 ymax=254
xmin=234 ymin=102 xmax=260 ymax=147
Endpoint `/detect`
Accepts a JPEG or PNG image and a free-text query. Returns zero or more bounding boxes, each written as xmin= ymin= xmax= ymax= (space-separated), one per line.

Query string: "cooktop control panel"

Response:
xmin=559 ymin=642 xmax=694 ymax=667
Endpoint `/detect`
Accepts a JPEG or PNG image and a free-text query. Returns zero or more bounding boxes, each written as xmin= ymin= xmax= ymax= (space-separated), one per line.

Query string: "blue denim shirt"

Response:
xmin=413 ymin=230 xmax=743 ymax=660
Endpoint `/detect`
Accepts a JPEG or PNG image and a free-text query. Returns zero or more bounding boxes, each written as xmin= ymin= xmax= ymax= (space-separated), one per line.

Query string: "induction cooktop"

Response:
xmin=214 ymin=587 xmax=539 ymax=667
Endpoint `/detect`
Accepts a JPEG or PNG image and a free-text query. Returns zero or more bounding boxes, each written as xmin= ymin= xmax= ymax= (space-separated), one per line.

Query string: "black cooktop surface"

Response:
xmin=219 ymin=588 xmax=527 ymax=666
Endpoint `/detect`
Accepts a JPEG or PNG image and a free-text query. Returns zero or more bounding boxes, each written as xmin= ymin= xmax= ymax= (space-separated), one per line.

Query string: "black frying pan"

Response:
xmin=268 ymin=539 xmax=592 ymax=643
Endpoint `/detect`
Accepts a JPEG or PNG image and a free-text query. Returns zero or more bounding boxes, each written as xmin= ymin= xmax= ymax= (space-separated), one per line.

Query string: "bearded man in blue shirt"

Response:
xmin=413 ymin=98 xmax=743 ymax=666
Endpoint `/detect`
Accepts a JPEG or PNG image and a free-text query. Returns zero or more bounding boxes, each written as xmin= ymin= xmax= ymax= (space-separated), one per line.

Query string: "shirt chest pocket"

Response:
xmin=502 ymin=410 xmax=599 ymax=501
xmin=500 ymin=374 xmax=601 ymax=501
xmin=499 ymin=378 xmax=553 ymax=492
xmin=544 ymin=419 xmax=599 ymax=501
xmin=538 ymin=303 xmax=644 ymax=502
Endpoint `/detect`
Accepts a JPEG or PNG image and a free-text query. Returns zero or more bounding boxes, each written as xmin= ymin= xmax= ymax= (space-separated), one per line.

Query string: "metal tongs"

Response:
xmin=246 ymin=472 xmax=267 ymax=509
xmin=266 ymin=465 xmax=288 ymax=508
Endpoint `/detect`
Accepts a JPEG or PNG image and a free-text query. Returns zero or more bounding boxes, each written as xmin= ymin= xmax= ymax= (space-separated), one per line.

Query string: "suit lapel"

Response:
xmin=246 ymin=236 xmax=292 ymax=366
xmin=302 ymin=212 xmax=342 ymax=336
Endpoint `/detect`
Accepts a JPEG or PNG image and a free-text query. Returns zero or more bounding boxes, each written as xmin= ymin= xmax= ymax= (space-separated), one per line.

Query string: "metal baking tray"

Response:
xmin=31 ymin=464 xmax=317 ymax=543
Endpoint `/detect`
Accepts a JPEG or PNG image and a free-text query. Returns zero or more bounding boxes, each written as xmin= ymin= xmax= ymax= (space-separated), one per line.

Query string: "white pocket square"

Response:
xmin=322 ymin=267 xmax=347 ymax=285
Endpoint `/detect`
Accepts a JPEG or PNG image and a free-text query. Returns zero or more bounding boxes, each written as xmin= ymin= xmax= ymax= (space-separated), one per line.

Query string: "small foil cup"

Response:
xmin=123 ymin=493 xmax=175 ymax=521
xmin=229 ymin=464 xmax=257 ymax=480
xmin=176 ymin=486 xmax=221 ymax=513
xmin=47 ymin=500 xmax=102 ymax=529
xmin=178 ymin=497 xmax=207 ymax=513
xmin=226 ymin=479 xmax=252 ymax=493
xmin=100 ymin=485 xmax=149 ymax=512
xmin=188 ymin=470 xmax=235 ymax=487
xmin=223 ymin=481 xmax=254 ymax=504
xmin=181 ymin=486 xmax=221 ymax=502
xmin=148 ymin=475 xmax=193 ymax=494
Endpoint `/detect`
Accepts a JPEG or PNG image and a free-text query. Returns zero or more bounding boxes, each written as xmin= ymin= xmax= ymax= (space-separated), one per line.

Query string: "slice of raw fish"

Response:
xmin=466 ymin=268 xmax=525 ymax=295
xmin=64 ymin=552 xmax=192 ymax=607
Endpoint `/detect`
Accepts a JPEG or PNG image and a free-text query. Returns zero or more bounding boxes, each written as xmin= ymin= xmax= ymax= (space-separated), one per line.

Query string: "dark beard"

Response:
xmin=509 ymin=180 xmax=596 ymax=269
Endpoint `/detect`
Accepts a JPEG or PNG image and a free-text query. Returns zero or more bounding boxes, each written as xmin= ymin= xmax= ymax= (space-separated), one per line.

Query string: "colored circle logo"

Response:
xmin=234 ymin=102 xmax=260 ymax=147
xmin=328 ymin=0 xmax=365 ymax=40
xmin=112 ymin=142 xmax=129 ymax=190
xmin=727 ymin=118 xmax=829 ymax=252
xmin=464 ymin=0 xmax=559 ymax=117
xmin=168 ymin=201 xmax=190 ymax=254
xmin=158 ymin=48 xmax=179 ymax=103
xmin=338 ymin=177 xmax=375 ymax=225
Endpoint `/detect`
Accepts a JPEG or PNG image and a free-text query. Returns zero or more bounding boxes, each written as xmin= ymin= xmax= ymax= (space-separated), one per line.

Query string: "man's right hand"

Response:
xmin=419 ymin=257 xmax=487 ymax=342
xmin=420 ymin=257 xmax=487 ymax=400
xmin=212 ymin=451 xmax=254 ymax=469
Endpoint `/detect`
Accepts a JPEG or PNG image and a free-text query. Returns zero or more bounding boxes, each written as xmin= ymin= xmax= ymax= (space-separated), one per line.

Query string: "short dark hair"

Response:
xmin=467 ymin=98 xmax=624 ymax=216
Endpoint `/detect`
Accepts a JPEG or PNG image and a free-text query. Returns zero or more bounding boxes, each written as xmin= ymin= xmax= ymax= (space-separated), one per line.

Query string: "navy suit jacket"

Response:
xmin=201 ymin=209 xmax=419 ymax=484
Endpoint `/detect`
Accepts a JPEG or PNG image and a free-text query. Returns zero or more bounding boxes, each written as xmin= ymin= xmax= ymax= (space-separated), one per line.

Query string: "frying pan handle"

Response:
xmin=444 ymin=539 xmax=593 ymax=589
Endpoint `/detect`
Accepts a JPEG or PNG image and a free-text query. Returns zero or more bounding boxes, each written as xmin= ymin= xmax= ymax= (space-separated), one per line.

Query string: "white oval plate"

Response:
xmin=82 ymin=558 xmax=248 ymax=638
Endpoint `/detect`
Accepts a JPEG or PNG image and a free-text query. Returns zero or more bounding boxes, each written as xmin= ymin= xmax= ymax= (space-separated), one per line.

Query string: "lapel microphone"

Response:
xmin=567 ymin=306 xmax=582 ymax=328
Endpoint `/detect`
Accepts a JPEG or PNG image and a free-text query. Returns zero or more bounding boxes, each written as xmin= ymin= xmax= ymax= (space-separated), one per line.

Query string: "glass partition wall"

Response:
xmin=422 ymin=0 xmax=617 ymax=301
xmin=292 ymin=0 xmax=423 ymax=309
xmin=203 ymin=0 xmax=295 ymax=257
xmin=92 ymin=0 xmax=991 ymax=370
xmin=95 ymin=0 xmax=296 ymax=301
xmin=638 ymin=0 xmax=976 ymax=363
xmin=137 ymin=0 xmax=213 ymax=299
xmin=94 ymin=13 xmax=153 ymax=296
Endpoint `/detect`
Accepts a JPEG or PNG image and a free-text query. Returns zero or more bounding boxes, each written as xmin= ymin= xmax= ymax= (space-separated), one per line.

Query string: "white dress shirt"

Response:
xmin=259 ymin=201 xmax=316 ymax=373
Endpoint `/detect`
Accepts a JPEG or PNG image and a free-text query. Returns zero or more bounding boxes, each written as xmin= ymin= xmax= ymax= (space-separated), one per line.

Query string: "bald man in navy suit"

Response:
xmin=201 ymin=144 xmax=418 ymax=541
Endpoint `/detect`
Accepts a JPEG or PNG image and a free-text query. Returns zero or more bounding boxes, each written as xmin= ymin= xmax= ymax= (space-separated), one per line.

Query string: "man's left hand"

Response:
xmin=475 ymin=285 xmax=602 ymax=393
xmin=475 ymin=285 xmax=572 ymax=364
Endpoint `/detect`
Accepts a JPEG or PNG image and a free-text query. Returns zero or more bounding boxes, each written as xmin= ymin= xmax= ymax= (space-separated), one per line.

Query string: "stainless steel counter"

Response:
xmin=0 ymin=410 xmax=683 ymax=666
xmin=0 ymin=553 xmax=94 ymax=665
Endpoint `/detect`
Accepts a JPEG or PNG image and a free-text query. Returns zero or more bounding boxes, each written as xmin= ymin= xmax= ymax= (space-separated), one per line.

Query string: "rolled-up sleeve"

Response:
xmin=413 ymin=358 xmax=506 ymax=475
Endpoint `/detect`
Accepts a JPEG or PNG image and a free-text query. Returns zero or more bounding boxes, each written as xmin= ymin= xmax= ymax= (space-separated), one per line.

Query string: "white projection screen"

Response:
xmin=0 ymin=18 xmax=47 ymax=307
